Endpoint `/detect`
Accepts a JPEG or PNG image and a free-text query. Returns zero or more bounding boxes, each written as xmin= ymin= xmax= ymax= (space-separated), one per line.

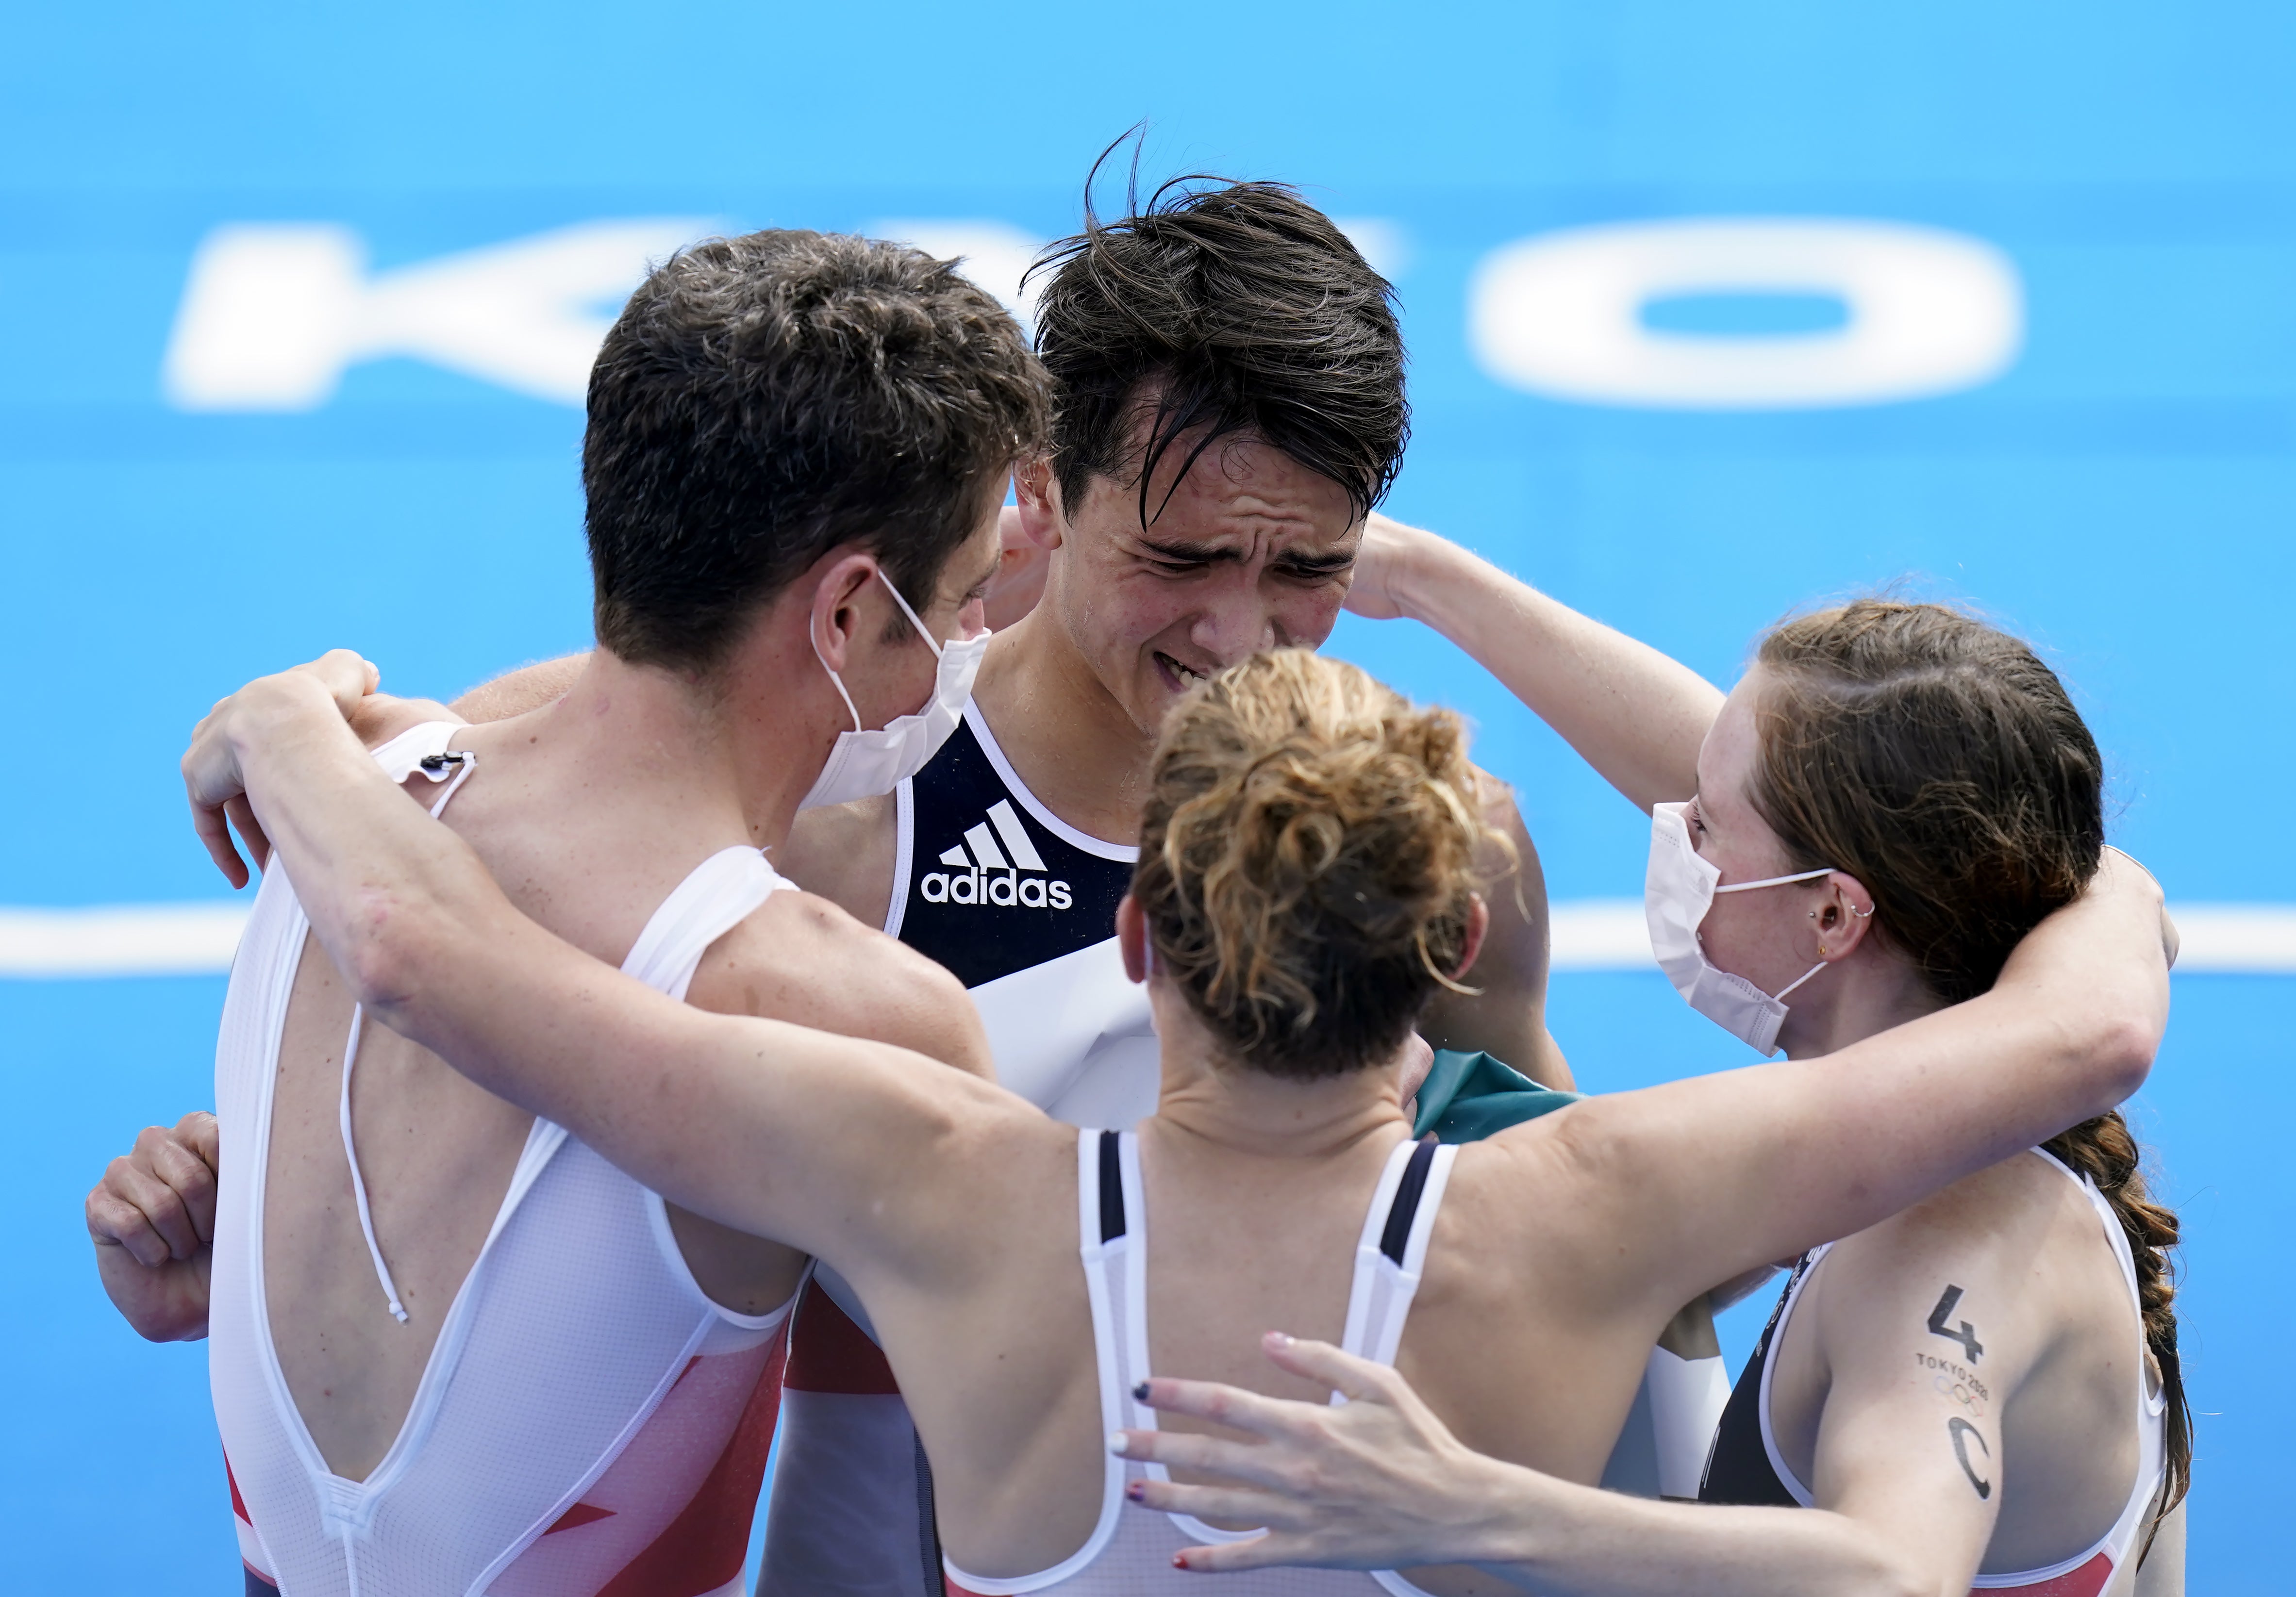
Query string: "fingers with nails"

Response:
xmin=185 ymin=651 xmax=377 ymax=885
xmin=84 ymin=1113 xmax=222 ymax=1265
xmin=1114 ymin=1331 xmax=1490 ymax=1576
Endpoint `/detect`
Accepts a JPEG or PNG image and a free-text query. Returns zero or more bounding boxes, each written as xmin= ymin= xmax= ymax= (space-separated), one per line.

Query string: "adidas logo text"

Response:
xmin=920 ymin=799 xmax=1074 ymax=910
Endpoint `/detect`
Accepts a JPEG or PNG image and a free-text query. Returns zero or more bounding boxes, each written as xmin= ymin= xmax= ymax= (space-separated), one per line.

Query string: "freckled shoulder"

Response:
xmin=683 ymin=886 xmax=993 ymax=1076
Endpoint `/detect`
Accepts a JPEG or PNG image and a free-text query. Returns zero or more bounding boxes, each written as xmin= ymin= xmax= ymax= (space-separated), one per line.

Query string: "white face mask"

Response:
xmin=798 ymin=569 xmax=989 ymax=810
xmin=1645 ymin=800 xmax=1838 ymax=1056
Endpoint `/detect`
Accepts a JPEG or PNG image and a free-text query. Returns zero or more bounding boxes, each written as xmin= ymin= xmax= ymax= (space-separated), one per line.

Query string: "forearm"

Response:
xmin=1383 ymin=524 xmax=1722 ymax=811
xmin=1478 ymin=1475 xmax=1924 ymax=1597
xmin=224 ymin=677 xmax=977 ymax=1255
xmin=1597 ymin=852 xmax=2166 ymax=1297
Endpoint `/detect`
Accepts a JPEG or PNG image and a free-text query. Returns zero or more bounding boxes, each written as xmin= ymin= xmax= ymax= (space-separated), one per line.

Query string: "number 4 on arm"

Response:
xmin=1927 ymin=1284 xmax=1985 ymax=1364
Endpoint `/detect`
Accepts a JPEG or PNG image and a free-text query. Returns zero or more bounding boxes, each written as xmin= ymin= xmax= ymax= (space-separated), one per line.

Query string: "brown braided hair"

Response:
xmin=1748 ymin=599 xmax=2189 ymax=1547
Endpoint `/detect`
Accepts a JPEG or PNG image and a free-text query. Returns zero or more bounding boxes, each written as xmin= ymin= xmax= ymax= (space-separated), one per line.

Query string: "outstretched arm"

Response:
xmin=1535 ymin=849 xmax=2169 ymax=1324
xmin=1348 ymin=514 xmax=1723 ymax=812
xmin=1114 ymin=1334 xmax=1981 ymax=1597
xmin=184 ymin=657 xmax=1026 ymax=1277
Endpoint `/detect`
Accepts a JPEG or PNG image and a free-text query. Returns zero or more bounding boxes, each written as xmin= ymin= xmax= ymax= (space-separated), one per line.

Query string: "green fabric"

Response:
xmin=1411 ymin=1048 xmax=1584 ymax=1143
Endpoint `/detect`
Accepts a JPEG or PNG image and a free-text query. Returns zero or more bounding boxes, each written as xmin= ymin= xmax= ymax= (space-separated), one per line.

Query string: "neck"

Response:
xmin=1778 ymin=950 xmax=1948 ymax=1060
xmin=1145 ymin=985 xmax=1409 ymax=1162
xmin=972 ymin=605 xmax=1156 ymax=843
xmin=495 ymin=649 xmax=814 ymax=851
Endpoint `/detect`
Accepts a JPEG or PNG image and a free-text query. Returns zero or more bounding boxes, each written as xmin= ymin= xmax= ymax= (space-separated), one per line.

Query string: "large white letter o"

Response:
xmin=1468 ymin=218 xmax=2023 ymax=410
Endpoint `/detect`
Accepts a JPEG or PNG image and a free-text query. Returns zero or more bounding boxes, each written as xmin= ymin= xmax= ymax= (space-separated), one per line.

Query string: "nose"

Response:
xmin=1186 ymin=573 xmax=1280 ymax=663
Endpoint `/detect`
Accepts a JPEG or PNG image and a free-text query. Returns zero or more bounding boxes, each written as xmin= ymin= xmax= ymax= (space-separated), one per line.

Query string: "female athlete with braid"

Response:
xmin=1115 ymin=523 xmax=2187 ymax=1596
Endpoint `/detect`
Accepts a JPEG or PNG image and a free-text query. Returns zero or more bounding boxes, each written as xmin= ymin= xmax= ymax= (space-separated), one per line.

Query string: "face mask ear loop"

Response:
xmin=1713 ymin=866 xmax=1837 ymax=895
xmin=874 ymin=568 xmax=944 ymax=658
xmin=809 ymin=625 xmax=863 ymax=733
xmin=1773 ymin=959 xmax=1831 ymax=1002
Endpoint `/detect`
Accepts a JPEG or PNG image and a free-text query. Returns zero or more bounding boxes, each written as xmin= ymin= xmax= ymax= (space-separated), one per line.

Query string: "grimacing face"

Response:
xmin=1029 ymin=433 xmax=1362 ymax=735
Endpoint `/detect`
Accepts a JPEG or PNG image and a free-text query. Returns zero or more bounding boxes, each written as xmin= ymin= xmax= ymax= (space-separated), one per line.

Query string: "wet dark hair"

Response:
xmin=1027 ymin=144 xmax=1407 ymax=529
xmin=1751 ymin=598 xmax=2189 ymax=1551
xmin=585 ymin=229 xmax=1048 ymax=673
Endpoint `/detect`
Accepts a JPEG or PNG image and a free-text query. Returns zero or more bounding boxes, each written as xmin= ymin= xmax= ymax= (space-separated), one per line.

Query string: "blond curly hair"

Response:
xmin=1131 ymin=650 xmax=1498 ymax=1079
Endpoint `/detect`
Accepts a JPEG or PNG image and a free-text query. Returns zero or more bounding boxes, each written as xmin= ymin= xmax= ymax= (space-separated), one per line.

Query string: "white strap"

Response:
xmin=337 ymin=743 xmax=475 ymax=1326
xmin=1714 ymin=865 xmax=1833 ymax=894
xmin=339 ymin=1004 xmax=409 ymax=1324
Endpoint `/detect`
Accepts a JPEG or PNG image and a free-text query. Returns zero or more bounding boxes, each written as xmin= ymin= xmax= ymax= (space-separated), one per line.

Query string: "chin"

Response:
xmin=1129 ymin=672 xmax=1187 ymax=731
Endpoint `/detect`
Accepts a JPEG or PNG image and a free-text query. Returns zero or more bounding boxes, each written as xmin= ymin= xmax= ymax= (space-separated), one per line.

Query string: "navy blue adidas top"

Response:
xmin=889 ymin=708 xmax=1136 ymax=990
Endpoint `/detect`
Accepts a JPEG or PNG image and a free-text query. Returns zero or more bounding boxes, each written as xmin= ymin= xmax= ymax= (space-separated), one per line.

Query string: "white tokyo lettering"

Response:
xmin=163 ymin=219 xmax=716 ymax=410
xmin=1468 ymin=218 xmax=2023 ymax=410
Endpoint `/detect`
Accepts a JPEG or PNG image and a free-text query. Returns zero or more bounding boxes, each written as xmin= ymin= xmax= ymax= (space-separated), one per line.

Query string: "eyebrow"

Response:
xmin=1135 ymin=537 xmax=1238 ymax=565
xmin=1134 ymin=538 xmax=1358 ymax=574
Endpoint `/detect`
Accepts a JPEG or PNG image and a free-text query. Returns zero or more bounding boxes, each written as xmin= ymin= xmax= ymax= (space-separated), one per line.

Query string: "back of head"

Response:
xmin=1132 ymin=650 xmax=1490 ymax=1080
xmin=1029 ymin=165 xmax=1408 ymax=527
xmin=585 ymin=230 xmax=1049 ymax=674
xmin=1750 ymin=599 xmax=2104 ymax=1005
xmin=1750 ymin=598 xmax=2188 ymax=1536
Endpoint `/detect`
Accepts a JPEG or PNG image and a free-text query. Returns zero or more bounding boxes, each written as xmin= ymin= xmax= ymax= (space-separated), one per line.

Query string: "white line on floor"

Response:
xmin=3 ymin=899 xmax=2291 ymax=979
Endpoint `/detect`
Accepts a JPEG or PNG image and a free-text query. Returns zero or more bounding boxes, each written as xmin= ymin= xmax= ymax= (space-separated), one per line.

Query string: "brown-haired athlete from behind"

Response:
xmin=1114 ymin=520 xmax=2189 ymax=1596
xmin=182 ymin=636 xmax=2165 ymax=1596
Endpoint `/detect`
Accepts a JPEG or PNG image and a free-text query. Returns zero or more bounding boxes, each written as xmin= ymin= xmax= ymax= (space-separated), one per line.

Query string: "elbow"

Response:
xmin=340 ymin=885 xmax=446 ymax=1026
xmin=2082 ymin=1008 xmax=2160 ymax=1111
xmin=1840 ymin=1541 xmax=1930 ymax=1597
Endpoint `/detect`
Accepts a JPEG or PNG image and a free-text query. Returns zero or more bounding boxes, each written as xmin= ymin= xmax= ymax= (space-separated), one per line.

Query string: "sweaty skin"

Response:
xmin=1097 ymin=536 xmax=2186 ymax=1595
xmin=482 ymin=442 xmax=1570 ymax=1088
xmin=179 ymin=652 xmax=2166 ymax=1593
xmin=1108 ymin=1142 xmax=2181 ymax=1597
xmin=87 ymin=526 xmax=1007 ymax=1366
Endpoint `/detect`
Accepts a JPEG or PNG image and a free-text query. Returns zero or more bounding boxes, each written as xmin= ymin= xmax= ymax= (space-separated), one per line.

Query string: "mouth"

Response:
xmin=1154 ymin=652 xmax=1214 ymax=693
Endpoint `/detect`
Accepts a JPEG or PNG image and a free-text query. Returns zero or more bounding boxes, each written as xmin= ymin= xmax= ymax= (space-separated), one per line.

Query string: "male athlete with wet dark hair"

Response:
xmin=434 ymin=175 xmax=1583 ymax=1595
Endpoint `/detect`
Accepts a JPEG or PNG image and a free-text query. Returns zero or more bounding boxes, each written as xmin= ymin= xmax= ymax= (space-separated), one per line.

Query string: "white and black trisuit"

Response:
xmin=760 ymin=704 xmax=1154 ymax=1597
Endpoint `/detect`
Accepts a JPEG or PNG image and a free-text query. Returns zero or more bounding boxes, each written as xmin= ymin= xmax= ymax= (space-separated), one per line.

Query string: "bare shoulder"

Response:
xmin=775 ymin=793 xmax=899 ymax=928
xmin=1437 ymin=1112 xmax=1625 ymax=1281
xmin=1843 ymin=1152 xmax=2092 ymax=1273
xmin=685 ymin=884 xmax=992 ymax=1076
xmin=1807 ymin=1151 xmax=2100 ymax=1346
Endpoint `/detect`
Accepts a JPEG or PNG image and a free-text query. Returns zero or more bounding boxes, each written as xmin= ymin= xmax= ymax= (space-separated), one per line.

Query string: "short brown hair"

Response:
xmin=1132 ymin=650 xmax=1492 ymax=1080
xmin=1029 ymin=168 xmax=1407 ymax=530
xmin=585 ymin=230 xmax=1049 ymax=672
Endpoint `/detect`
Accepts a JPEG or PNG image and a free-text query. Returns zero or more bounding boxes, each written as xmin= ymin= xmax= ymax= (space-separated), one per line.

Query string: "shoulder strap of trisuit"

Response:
xmin=1338 ymin=1136 xmax=1458 ymax=1371
xmin=622 ymin=847 xmax=789 ymax=1000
